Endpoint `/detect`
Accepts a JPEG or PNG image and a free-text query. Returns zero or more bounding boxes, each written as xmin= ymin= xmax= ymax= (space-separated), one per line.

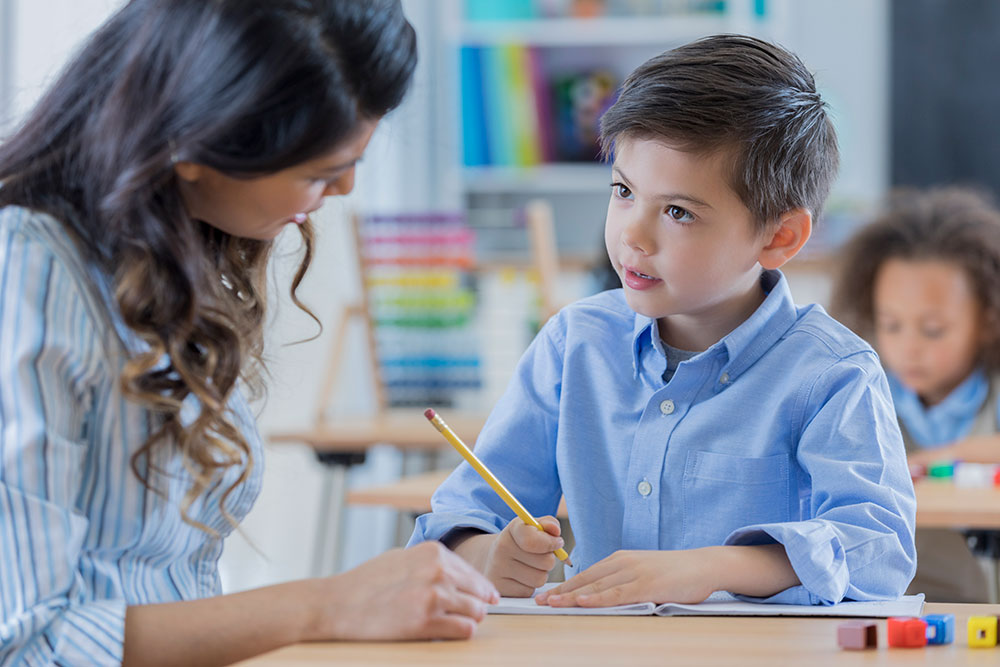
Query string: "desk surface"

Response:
xmin=269 ymin=412 xmax=487 ymax=452
xmin=347 ymin=470 xmax=1000 ymax=529
xmin=238 ymin=602 xmax=1000 ymax=666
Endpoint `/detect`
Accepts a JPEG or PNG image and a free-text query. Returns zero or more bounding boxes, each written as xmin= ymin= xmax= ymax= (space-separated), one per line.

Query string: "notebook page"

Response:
xmin=652 ymin=593 xmax=926 ymax=618
xmin=489 ymin=584 xmax=925 ymax=617
xmin=488 ymin=583 xmax=655 ymax=616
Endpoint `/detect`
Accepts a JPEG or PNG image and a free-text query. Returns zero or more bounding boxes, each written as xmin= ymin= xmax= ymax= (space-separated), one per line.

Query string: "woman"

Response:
xmin=0 ymin=1 xmax=498 ymax=665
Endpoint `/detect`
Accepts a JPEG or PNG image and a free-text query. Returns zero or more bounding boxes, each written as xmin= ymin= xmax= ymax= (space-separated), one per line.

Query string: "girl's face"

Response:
xmin=873 ymin=258 xmax=984 ymax=406
xmin=175 ymin=118 xmax=379 ymax=240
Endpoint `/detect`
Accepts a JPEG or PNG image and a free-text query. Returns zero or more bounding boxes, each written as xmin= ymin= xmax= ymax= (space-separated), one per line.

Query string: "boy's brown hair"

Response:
xmin=599 ymin=34 xmax=839 ymax=233
xmin=831 ymin=186 xmax=1000 ymax=373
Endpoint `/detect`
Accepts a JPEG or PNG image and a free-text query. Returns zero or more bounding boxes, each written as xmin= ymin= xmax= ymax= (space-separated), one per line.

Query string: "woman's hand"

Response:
xmin=452 ymin=516 xmax=564 ymax=597
xmin=311 ymin=541 xmax=500 ymax=641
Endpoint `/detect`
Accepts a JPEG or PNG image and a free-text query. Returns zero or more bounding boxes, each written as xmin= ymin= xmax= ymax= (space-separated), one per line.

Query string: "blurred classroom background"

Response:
xmin=2 ymin=0 xmax=998 ymax=591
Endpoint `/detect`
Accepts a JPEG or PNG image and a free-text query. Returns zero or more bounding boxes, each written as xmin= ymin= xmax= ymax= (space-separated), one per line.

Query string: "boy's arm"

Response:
xmin=538 ymin=544 xmax=798 ymax=607
xmin=723 ymin=353 xmax=917 ymax=604
xmin=408 ymin=319 xmax=566 ymax=546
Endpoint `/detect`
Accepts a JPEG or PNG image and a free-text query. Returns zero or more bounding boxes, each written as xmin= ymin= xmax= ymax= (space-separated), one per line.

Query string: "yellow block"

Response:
xmin=967 ymin=616 xmax=998 ymax=648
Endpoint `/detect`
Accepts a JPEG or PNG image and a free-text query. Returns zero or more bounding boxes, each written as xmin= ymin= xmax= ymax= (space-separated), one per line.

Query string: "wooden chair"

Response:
xmin=269 ymin=203 xmax=560 ymax=575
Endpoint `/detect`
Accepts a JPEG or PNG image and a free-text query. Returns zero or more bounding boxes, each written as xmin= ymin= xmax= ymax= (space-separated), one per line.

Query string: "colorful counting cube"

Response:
xmin=837 ymin=621 xmax=877 ymax=650
xmin=887 ymin=617 xmax=927 ymax=647
xmin=922 ymin=614 xmax=954 ymax=645
xmin=968 ymin=616 xmax=998 ymax=648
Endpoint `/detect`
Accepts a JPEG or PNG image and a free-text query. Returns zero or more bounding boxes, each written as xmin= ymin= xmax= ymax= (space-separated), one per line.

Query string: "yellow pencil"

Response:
xmin=424 ymin=408 xmax=572 ymax=566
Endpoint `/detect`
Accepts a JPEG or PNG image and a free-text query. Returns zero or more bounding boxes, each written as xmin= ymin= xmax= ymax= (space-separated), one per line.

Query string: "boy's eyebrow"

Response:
xmin=611 ymin=165 xmax=713 ymax=210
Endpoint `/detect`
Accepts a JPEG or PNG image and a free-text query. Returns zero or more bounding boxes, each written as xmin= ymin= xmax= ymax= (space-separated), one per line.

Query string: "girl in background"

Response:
xmin=831 ymin=186 xmax=1000 ymax=602
xmin=0 ymin=1 xmax=497 ymax=665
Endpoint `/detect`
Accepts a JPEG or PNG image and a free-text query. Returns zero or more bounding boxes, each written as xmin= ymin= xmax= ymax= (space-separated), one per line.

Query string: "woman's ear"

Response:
xmin=173 ymin=161 xmax=203 ymax=183
xmin=758 ymin=208 xmax=812 ymax=270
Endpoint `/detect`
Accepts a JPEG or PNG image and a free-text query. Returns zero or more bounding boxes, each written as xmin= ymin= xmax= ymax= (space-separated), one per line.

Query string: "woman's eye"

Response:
xmin=610 ymin=182 xmax=632 ymax=199
xmin=922 ymin=328 xmax=946 ymax=339
xmin=666 ymin=205 xmax=694 ymax=223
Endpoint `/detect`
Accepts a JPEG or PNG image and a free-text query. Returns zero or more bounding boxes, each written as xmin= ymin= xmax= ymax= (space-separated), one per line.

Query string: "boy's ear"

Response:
xmin=758 ymin=208 xmax=812 ymax=270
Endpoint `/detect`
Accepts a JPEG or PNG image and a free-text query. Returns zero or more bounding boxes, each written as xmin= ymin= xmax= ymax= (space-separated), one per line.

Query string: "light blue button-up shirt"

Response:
xmin=0 ymin=207 xmax=264 ymax=665
xmin=410 ymin=270 xmax=917 ymax=605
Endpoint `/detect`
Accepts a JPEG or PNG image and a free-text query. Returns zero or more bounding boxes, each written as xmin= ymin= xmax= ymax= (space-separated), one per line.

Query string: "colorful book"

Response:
xmin=460 ymin=46 xmax=490 ymax=167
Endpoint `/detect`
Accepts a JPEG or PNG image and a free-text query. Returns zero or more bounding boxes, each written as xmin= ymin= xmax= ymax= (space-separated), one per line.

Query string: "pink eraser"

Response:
xmin=424 ymin=408 xmax=436 ymax=420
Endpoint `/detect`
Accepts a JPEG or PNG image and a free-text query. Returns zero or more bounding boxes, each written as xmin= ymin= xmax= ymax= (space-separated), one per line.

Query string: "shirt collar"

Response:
xmin=631 ymin=269 xmax=798 ymax=380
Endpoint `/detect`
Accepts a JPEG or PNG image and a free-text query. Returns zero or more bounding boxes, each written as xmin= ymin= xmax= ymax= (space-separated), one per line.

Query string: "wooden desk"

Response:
xmin=270 ymin=411 xmax=486 ymax=454
xmin=270 ymin=412 xmax=486 ymax=575
xmin=347 ymin=471 xmax=1000 ymax=529
xmin=238 ymin=602 xmax=1000 ymax=666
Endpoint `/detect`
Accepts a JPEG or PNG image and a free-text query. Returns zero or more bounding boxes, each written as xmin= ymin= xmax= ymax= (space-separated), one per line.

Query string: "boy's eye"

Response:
xmin=665 ymin=205 xmax=694 ymax=223
xmin=922 ymin=327 xmax=946 ymax=339
xmin=610 ymin=182 xmax=632 ymax=199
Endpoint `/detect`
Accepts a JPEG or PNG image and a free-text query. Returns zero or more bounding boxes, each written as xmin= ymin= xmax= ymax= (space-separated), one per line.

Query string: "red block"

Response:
xmin=888 ymin=617 xmax=927 ymax=648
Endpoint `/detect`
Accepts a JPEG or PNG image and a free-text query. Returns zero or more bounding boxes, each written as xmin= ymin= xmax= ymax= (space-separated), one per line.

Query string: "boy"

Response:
xmin=409 ymin=34 xmax=916 ymax=606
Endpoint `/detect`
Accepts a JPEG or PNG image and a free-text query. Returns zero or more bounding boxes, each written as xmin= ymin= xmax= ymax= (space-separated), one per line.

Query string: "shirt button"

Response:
xmin=720 ymin=372 xmax=730 ymax=384
xmin=659 ymin=399 xmax=675 ymax=415
xmin=637 ymin=480 xmax=652 ymax=496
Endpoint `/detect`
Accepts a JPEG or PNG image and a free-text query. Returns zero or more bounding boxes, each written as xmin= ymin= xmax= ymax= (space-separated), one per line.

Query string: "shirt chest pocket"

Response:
xmin=681 ymin=450 xmax=791 ymax=548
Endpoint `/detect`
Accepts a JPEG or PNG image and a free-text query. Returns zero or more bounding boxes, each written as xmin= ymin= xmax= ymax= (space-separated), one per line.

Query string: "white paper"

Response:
xmin=488 ymin=583 xmax=925 ymax=617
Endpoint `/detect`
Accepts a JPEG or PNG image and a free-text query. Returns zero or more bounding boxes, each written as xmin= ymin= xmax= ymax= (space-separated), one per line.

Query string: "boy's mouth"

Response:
xmin=623 ymin=265 xmax=661 ymax=290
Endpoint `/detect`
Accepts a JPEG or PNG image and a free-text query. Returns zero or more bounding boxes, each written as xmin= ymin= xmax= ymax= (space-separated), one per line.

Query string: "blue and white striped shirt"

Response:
xmin=0 ymin=206 xmax=264 ymax=665
xmin=411 ymin=271 xmax=917 ymax=605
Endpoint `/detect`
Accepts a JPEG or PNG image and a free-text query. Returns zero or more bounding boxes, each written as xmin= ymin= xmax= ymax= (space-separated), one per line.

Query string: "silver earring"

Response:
xmin=168 ymin=139 xmax=179 ymax=165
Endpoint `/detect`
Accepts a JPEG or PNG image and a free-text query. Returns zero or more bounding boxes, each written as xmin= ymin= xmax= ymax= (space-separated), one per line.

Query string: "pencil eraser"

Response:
xmin=424 ymin=408 xmax=436 ymax=420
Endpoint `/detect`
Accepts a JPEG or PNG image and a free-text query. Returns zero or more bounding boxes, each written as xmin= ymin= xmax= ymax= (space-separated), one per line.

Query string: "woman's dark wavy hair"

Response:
xmin=0 ymin=0 xmax=416 ymax=532
xmin=830 ymin=187 xmax=1000 ymax=373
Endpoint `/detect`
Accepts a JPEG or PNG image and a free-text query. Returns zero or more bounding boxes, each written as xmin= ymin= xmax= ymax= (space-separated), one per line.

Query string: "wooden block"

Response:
xmin=922 ymin=613 xmax=954 ymax=645
xmin=887 ymin=617 xmax=927 ymax=648
xmin=967 ymin=616 xmax=999 ymax=648
xmin=837 ymin=621 xmax=877 ymax=650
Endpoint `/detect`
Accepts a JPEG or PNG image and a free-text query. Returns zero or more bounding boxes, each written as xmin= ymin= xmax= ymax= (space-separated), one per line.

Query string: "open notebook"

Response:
xmin=489 ymin=583 xmax=925 ymax=617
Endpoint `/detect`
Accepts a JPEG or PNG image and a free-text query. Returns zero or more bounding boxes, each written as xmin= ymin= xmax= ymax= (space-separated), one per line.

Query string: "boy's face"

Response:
xmin=873 ymin=258 xmax=983 ymax=406
xmin=604 ymin=137 xmax=772 ymax=350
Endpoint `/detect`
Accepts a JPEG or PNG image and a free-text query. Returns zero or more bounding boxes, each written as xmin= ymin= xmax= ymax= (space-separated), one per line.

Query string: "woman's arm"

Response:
xmin=123 ymin=542 xmax=499 ymax=667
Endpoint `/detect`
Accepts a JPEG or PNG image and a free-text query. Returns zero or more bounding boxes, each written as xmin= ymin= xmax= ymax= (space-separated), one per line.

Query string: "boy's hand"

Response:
xmin=535 ymin=544 xmax=798 ymax=607
xmin=535 ymin=549 xmax=717 ymax=607
xmin=457 ymin=516 xmax=564 ymax=597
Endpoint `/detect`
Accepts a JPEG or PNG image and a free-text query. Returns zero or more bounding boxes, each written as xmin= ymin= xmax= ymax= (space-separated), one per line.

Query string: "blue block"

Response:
xmin=923 ymin=613 xmax=955 ymax=645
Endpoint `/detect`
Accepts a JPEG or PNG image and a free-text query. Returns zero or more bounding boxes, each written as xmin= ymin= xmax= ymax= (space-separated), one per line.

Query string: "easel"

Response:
xmin=269 ymin=202 xmax=561 ymax=576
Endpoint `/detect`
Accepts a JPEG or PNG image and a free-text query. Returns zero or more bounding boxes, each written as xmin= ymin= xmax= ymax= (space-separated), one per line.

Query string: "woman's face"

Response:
xmin=175 ymin=118 xmax=379 ymax=240
xmin=873 ymin=258 xmax=984 ymax=406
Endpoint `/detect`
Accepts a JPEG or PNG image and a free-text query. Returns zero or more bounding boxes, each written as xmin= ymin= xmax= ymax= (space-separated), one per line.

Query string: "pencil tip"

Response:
xmin=565 ymin=558 xmax=574 ymax=568
xmin=423 ymin=408 xmax=436 ymax=420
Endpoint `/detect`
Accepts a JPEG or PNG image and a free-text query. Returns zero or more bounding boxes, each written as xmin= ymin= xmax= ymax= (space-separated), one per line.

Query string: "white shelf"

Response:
xmin=461 ymin=14 xmax=731 ymax=47
xmin=463 ymin=163 xmax=611 ymax=195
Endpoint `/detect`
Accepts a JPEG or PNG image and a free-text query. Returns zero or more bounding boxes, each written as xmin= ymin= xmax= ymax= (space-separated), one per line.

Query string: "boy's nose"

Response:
xmin=621 ymin=214 xmax=653 ymax=254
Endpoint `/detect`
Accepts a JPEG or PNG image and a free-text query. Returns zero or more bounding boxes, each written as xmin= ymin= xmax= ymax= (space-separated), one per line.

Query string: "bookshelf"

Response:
xmin=433 ymin=0 xmax=792 ymax=264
